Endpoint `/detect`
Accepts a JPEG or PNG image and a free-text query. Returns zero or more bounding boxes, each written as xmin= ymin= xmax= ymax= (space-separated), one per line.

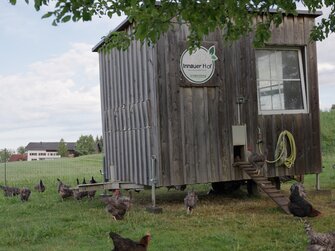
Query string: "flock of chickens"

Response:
xmin=1 ymin=177 xmax=334 ymax=250
xmin=0 ymin=179 xmax=45 ymax=202
xmin=287 ymin=182 xmax=335 ymax=251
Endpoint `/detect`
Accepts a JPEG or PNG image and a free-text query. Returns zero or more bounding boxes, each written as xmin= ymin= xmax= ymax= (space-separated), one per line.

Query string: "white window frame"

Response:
xmin=256 ymin=48 xmax=308 ymax=115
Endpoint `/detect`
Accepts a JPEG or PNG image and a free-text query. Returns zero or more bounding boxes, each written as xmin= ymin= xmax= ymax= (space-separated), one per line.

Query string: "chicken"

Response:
xmin=57 ymin=178 xmax=73 ymax=200
xmin=81 ymin=177 xmax=89 ymax=197
xmin=184 ymin=190 xmax=198 ymax=214
xmin=0 ymin=185 xmax=20 ymax=197
xmin=73 ymin=178 xmax=87 ymax=200
xmin=167 ymin=184 xmax=187 ymax=191
xmin=290 ymin=182 xmax=307 ymax=198
xmin=34 ymin=179 xmax=46 ymax=193
xmin=101 ymin=190 xmax=132 ymax=220
xmin=87 ymin=176 xmax=97 ymax=199
xmin=248 ymin=151 xmax=265 ymax=175
xmin=288 ymin=183 xmax=321 ymax=217
xmin=303 ymin=219 xmax=335 ymax=251
xmin=109 ymin=232 xmax=151 ymax=251
xmin=20 ymin=187 xmax=31 ymax=202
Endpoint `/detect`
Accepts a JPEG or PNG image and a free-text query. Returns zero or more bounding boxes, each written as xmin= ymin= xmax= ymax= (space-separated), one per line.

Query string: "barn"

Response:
xmin=92 ymin=10 xmax=322 ymax=198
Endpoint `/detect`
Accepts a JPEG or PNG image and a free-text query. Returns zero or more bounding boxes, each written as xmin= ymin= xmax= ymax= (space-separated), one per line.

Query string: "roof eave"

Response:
xmin=92 ymin=9 xmax=322 ymax=52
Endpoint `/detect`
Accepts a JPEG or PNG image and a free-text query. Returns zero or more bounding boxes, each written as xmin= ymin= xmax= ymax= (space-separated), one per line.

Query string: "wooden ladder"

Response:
xmin=236 ymin=162 xmax=291 ymax=214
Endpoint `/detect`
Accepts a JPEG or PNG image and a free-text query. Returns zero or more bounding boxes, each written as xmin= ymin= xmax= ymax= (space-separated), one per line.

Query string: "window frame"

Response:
xmin=255 ymin=47 xmax=308 ymax=115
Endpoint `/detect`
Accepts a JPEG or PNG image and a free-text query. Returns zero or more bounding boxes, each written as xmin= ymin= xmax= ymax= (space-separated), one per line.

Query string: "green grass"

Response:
xmin=0 ymin=153 xmax=334 ymax=251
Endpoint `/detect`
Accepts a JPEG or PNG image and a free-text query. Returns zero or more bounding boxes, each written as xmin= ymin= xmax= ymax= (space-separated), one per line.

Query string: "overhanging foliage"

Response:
xmin=8 ymin=0 xmax=335 ymax=50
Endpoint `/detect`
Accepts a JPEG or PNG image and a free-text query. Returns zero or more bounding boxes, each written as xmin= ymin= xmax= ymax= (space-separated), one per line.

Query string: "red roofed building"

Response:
xmin=8 ymin=154 xmax=27 ymax=162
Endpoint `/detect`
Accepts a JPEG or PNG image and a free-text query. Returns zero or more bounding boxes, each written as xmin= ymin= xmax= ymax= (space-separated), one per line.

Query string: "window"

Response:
xmin=255 ymin=48 xmax=307 ymax=114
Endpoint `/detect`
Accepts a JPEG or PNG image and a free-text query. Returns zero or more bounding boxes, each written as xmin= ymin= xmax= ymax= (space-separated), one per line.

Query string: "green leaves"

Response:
xmin=61 ymin=15 xmax=71 ymax=23
xmin=41 ymin=12 xmax=53 ymax=19
xmin=9 ymin=0 xmax=335 ymax=50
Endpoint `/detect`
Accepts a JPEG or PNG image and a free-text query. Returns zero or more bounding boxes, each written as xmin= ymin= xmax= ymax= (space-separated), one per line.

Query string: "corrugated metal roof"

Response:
xmin=92 ymin=9 xmax=322 ymax=52
xmin=25 ymin=142 xmax=76 ymax=151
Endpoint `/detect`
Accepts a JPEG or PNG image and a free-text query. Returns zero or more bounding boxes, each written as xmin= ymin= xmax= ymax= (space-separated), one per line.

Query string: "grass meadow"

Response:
xmin=0 ymin=153 xmax=334 ymax=251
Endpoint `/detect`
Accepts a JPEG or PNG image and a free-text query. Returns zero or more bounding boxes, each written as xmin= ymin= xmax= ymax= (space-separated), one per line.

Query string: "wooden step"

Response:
xmin=272 ymin=197 xmax=289 ymax=206
xmin=256 ymin=181 xmax=272 ymax=186
xmin=252 ymin=177 xmax=268 ymax=182
xmin=268 ymin=193 xmax=286 ymax=198
xmin=238 ymin=163 xmax=291 ymax=215
xmin=259 ymin=184 xmax=276 ymax=189
xmin=263 ymin=188 xmax=281 ymax=194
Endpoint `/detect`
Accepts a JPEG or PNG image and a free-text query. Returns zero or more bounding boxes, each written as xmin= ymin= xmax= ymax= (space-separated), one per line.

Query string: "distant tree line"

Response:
xmin=0 ymin=149 xmax=14 ymax=163
xmin=75 ymin=135 xmax=103 ymax=156
xmin=58 ymin=135 xmax=103 ymax=157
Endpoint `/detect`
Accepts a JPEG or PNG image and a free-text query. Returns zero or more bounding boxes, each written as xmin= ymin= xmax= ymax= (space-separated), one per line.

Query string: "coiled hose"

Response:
xmin=261 ymin=130 xmax=296 ymax=169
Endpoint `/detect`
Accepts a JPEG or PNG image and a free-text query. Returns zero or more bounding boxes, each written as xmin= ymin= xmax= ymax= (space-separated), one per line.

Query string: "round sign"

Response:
xmin=180 ymin=46 xmax=218 ymax=84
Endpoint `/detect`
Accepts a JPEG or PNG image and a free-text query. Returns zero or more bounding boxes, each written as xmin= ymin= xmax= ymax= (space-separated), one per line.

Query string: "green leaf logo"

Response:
xmin=208 ymin=46 xmax=217 ymax=61
xmin=211 ymin=55 xmax=218 ymax=61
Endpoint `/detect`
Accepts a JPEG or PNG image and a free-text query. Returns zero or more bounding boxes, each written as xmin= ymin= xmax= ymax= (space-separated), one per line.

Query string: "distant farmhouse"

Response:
xmin=25 ymin=142 xmax=76 ymax=161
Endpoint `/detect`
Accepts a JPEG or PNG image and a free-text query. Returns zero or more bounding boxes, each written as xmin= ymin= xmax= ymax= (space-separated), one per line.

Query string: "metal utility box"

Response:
xmin=232 ymin=125 xmax=247 ymax=146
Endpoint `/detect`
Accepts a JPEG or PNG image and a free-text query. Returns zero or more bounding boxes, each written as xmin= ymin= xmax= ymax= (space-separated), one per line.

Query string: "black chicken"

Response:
xmin=288 ymin=183 xmax=321 ymax=217
xmin=87 ymin=176 xmax=97 ymax=199
xmin=167 ymin=184 xmax=187 ymax=191
xmin=81 ymin=177 xmax=88 ymax=197
xmin=303 ymin=219 xmax=335 ymax=251
xmin=57 ymin=178 xmax=73 ymax=200
xmin=291 ymin=182 xmax=306 ymax=198
xmin=73 ymin=178 xmax=87 ymax=200
xmin=34 ymin=179 xmax=46 ymax=193
xmin=109 ymin=232 xmax=151 ymax=251
xmin=20 ymin=187 xmax=31 ymax=202
xmin=102 ymin=191 xmax=132 ymax=220
xmin=0 ymin=185 xmax=20 ymax=197
xmin=184 ymin=191 xmax=198 ymax=214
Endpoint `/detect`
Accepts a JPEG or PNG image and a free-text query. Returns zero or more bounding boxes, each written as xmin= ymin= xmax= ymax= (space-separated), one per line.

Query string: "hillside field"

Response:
xmin=0 ymin=152 xmax=334 ymax=251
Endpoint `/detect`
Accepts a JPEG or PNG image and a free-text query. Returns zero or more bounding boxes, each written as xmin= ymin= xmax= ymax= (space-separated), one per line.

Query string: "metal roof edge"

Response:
xmin=92 ymin=17 xmax=130 ymax=52
xmin=92 ymin=9 xmax=322 ymax=52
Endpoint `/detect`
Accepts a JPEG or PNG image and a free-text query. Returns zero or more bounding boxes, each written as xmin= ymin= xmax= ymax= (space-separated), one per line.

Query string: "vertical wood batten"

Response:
xmin=157 ymin=35 xmax=170 ymax=186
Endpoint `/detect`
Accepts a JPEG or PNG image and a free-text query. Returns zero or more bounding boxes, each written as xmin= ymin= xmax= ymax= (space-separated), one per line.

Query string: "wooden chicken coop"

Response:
xmin=92 ymin=10 xmax=322 ymax=195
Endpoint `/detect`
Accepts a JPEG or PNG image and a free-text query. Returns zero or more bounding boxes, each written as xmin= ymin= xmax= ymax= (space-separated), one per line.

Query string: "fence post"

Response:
xmin=4 ymin=148 xmax=7 ymax=186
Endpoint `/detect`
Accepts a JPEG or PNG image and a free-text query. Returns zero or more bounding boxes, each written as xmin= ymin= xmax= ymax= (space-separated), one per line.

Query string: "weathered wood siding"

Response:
xmin=253 ymin=15 xmax=322 ymax=178
xmin=155 ymin=13 xmax=321 ymax=186
xmin=98 ymin=13 xmax=321 ymax=187
xmin=99 ymin=25 xmax=158 ymax=186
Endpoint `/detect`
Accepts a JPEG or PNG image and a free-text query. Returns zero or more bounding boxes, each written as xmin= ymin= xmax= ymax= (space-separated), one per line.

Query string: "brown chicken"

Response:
xmin=20 ymin=187 xmax=31 ymax=202
xmin=248 ymin=151 xmax=266 ymax=175
xmin=57 ymin=178 xmax=73 ymax=200
xmin=109 ymin=232 xmax=151 ymax=251
xmin=184 ymin=191 xmax=198 ymax=214
xmin=34 ymin=179 xmax=46 ymax=193
xmin=303 ymin=219 xmax=335 ymax=251
xmin=102 ymin=190 xmax=132 ymax=220
xmin=288 ymin=183 xmax=321 ymax=217
xmin=0 ymin=185 xmax=20 ymax=197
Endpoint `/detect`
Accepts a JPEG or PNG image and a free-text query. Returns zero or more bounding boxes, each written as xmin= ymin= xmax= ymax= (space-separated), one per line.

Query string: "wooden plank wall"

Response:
xmin=258 ymin=15 xmax=322 ymax=177
xmin=156 ymin=14 xmax=321 ymax=186
xmin=99 ymin=25 xmax=158 ymax=186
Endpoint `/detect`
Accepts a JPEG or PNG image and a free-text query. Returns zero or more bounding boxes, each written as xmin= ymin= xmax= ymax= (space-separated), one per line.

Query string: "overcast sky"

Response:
xmin=0 ymin=2 xmax=334 ymax=151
